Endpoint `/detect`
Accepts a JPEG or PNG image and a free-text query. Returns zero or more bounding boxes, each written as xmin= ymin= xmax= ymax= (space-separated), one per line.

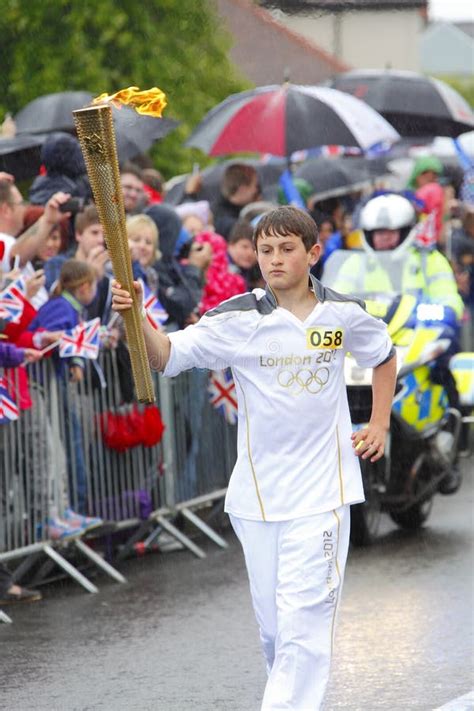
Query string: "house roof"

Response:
xmin=216 ymin=0 xmax=349 ymax=87
xmin=261 ymin=0 xmax=427 ymax=11
xmin=420 ymin=22 xmax=474 ymax=76
xmin=454 ymin=22 xmax=474 ymax=39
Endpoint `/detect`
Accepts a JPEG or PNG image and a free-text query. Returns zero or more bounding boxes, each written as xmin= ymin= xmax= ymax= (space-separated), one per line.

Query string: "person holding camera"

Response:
xmin=0 ymin=173 xmax=73 ymax=303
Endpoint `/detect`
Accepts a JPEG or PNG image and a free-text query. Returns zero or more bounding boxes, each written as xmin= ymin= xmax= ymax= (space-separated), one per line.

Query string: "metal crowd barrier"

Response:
xmin=0 ymin=349 xmax=237 ymax=601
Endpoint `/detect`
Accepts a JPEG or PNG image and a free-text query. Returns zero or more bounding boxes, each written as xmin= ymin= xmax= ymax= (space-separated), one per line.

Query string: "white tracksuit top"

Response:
xmin=164 ymin=277 xmax=394 ymax=522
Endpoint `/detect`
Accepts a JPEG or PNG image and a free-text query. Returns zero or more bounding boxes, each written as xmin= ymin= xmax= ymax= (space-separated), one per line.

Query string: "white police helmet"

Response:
xmin=360 ymin=194 xmax=416 ymax=252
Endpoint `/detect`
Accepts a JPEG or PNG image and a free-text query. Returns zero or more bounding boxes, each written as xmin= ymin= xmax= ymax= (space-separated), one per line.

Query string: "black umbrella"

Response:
xmin=294 ymin=157 xmax=386 ymax=200
xmin=15 ymin=92 xmax=179 ymax=163
xmin=0 ymin=134 xmax=43 ymax=181
xmin=112 ymin=107 xmax=180 ymax=162
xmin=14 ymin=91 xmax=94 ymax=134
xmin=327 ymin=70 xmax=474 ymax=138
xmin=164 ymin=157 xmax=287 ymax=206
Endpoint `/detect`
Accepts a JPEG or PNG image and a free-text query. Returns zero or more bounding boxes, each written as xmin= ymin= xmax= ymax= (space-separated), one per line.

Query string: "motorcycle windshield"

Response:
xmin=321 ymin=249 xmax=422 ymax=330
xmin=321 ymin=249 xmax=406 ymax=300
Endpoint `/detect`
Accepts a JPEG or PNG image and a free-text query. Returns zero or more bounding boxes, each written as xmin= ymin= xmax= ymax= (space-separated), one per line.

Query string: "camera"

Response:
xmin=59 ymin=197 xmax=85 ymax=215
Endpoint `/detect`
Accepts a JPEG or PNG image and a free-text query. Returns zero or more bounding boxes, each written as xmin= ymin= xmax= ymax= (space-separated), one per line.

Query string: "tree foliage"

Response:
xmin=0 ymin=0 xmax=251 ymax=177
xmin=438 ymin=76 xmax=474 ymax=111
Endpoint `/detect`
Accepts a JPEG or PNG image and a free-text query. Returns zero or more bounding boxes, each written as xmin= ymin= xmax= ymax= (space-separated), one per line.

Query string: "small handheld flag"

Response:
xmin=140 ymin=280 xmax=168 ymax=330
xmin=413 ymin=212 xmax=437 ymax=250
xmin=0 ymin=376 xmax=19 ymax=422
xmin=59 ymin=318 xmax=101 ymax=359
xmin=0 ymin=277 xmax=26 ymax=324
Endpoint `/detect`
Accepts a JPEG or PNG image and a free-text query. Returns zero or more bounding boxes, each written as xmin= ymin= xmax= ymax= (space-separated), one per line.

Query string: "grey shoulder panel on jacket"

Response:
xmin=205 ymin=292 xmax=275 ymax=317
xmin=311 ymin=276 xmax=366 ymax=310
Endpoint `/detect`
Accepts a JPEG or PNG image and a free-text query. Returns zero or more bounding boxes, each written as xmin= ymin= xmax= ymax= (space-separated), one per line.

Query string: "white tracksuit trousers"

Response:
xmin=230 ymin=505 xmax=351 ymax=711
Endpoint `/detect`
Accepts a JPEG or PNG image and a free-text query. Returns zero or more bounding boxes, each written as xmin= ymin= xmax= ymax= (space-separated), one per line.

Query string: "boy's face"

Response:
xmin=256 ymin=232 xmax=320 ymax=293
xmin=75 ymin=222 xmax=104 ymax=256
xmin=228 ymin=237 xmax=256 ymax=269
xmin=231 ymin=176 xmax=261 ymax=207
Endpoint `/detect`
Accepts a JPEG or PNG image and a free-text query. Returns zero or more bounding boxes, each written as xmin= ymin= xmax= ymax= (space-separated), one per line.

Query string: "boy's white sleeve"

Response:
xmin=163 ymin=312 xmax=249 ymax=377
xmin=344 ymin=303 xmax=393 ymax=369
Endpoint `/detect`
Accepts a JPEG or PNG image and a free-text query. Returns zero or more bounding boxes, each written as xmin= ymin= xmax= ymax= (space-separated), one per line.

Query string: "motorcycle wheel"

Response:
xmin=389 ymin=497 xmax=433 ymax=530
xmin=350 ymin=460 xmax=382 ymax=546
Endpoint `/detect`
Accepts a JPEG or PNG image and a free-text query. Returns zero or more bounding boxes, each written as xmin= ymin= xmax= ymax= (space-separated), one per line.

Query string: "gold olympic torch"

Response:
xmin=73 ymin=87 xmax=167 ymax=403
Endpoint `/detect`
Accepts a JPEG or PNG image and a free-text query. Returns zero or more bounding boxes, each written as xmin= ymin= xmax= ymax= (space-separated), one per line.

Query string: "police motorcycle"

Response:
xmin=321 ymin=195 xmax=471 ymax=545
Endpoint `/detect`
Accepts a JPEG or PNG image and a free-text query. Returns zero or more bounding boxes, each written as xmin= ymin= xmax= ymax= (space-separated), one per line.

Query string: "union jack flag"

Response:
xmin=413 ymin=211 xmax=438 ymax=250
xmin=59 ymin=317 xmax=101 ymax=359
xmin=140 ymin=280 xmax=168 ymax=330
xmin=0 ymin=376 xmax=19 ymax=423
xmin=208 ymin=369 xmax=238 ymax=425
xmin=0 ymin=277 xmax=27 ymax=324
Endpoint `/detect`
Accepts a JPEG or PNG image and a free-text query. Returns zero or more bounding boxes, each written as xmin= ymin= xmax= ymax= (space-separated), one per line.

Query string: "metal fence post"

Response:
xmin=157 ymin=373 xmax=177 ymax=509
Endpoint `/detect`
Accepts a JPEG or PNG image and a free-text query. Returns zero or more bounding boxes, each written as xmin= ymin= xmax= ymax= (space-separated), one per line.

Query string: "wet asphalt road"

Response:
xmin=1 ymin=460 xmax=473 ymax=711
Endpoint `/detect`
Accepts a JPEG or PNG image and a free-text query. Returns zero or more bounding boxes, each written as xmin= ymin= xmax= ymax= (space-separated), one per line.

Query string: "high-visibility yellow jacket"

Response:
xmin=334 ymin=247 xmax=464 ymax=320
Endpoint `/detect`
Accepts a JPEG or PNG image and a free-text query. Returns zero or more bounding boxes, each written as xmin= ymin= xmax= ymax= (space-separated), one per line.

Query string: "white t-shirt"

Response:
xmin=164 ymin=283 xmax=393 ymax=521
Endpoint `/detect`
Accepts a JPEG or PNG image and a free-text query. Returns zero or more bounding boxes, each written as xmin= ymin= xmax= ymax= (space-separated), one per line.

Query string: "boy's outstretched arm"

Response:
xmin=351 ymin=354 xmax=397 ymax=463
xmin=111 ymin=280 xmax=171 ymax=372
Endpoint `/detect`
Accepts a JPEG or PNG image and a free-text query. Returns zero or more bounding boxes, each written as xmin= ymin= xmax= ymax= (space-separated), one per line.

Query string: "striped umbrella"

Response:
xmin=186 ymin=84 xmax=399 ymax=158
xmin=328 ymin=70 xmax=474 ymax=138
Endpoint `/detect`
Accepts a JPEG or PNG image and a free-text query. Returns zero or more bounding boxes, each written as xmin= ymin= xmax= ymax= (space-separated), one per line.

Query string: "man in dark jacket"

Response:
xmin=28 ymin=133 xmax=91 ymax=206
xmin=212 ymin=164 xmax=261 ymax=239
xmin=180 ymin=163 xmax=261 ymax=241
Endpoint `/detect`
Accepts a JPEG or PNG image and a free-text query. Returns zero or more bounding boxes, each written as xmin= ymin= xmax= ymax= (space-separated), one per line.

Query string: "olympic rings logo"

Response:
xmin=277 ymin=366 xmax=330 ymax=395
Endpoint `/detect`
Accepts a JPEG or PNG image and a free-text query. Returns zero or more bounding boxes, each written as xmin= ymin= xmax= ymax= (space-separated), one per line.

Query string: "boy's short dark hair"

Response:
xmin=228 ymin=219 xmax=254 ymax=245
xmin=221 ymin=164 xmax=257 ymax=199
xmin=311 ymin=210 xmax=336 ymax=231
xmin=253 ymin=206 xmax=319 ymax=252
xmin=75 ymin=204 xmax=100 ymax=234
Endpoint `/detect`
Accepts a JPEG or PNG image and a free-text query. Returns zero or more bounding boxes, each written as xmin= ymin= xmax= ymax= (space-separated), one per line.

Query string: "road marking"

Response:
xmin=433 ymin=690 xmax=474 ymax=710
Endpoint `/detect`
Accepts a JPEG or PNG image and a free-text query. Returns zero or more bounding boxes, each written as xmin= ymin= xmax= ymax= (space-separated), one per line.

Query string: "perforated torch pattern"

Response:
xmin=73 ymin=105 xmax=155 ymax=403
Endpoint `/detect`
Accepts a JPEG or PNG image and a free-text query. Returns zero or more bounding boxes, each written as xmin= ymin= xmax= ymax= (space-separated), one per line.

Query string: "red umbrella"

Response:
xmin=186 ymin=83 xmax=399 ymax=158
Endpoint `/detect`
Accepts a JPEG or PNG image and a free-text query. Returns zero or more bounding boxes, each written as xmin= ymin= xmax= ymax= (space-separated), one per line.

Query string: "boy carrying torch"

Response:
xmin=112 ymin=205 xmax=396 ymax=710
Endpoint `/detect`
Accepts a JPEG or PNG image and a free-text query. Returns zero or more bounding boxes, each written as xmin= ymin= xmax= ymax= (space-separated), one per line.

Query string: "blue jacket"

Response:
xmin=0 ymin=342 xmax=25 ymax=368
xmin=28 ymin=292 xmax=85 ymax=372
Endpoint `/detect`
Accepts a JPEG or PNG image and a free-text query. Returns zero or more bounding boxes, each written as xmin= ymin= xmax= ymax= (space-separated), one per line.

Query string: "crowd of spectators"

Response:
xmin=0 ymin=133 xmax=473 ymax=605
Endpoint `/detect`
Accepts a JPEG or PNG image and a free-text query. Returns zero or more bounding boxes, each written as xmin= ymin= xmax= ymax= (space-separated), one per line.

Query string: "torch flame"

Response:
xmin=92 ymin=86 xmax=167 ymax=117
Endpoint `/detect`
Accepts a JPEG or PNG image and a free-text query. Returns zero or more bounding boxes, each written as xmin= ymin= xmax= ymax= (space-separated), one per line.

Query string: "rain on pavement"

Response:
xmin=2 ymin=459 xmax=472 ymax=711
